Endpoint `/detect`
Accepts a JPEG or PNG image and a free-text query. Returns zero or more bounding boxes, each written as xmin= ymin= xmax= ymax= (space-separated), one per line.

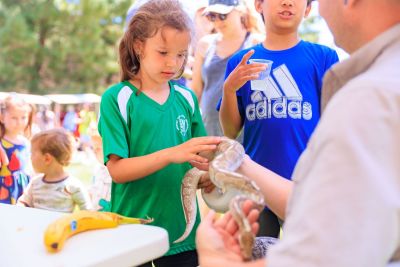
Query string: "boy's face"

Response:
xmin=30 ymin=142 xmax=47 ymax=174
xmin=255 ymin=0 xmax=311 ymax=34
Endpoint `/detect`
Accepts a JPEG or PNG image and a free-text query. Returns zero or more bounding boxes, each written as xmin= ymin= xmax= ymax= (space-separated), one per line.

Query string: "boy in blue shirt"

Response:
xmin=219 ymin=0 xmax=339 ymax=238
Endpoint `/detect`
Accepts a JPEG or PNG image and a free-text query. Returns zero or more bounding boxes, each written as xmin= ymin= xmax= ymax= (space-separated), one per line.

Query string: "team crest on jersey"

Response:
xmin=176 ymin=115 xmax=188 ymax=137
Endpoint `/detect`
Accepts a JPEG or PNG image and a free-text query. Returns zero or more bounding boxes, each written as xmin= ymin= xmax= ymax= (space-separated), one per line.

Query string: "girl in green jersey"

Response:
xmin=98 ymin=1 xmax=220 ymax=266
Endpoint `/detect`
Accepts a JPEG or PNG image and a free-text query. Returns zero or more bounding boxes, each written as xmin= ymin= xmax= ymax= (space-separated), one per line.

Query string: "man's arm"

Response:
xmin=238 ymin=156 xmax=292 ymax=220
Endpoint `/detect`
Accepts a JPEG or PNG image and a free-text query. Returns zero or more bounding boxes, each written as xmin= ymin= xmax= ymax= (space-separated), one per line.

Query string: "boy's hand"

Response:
xmin=169 ymin=136 xmax=221 ymax=164
xmin=223 ymin=50 xmax=267 ymax=94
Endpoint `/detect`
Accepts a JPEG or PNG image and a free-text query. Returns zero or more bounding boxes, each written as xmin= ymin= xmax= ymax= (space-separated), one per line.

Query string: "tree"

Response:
xmin=300 ymin=15 xmax=320 ymax=43
xmin=0 ymin=0 xmax=131 ymax=94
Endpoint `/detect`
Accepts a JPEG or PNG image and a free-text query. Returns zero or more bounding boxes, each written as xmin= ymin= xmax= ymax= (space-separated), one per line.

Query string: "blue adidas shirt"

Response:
xmin=219 ymin=41 xmax=339 ymax=179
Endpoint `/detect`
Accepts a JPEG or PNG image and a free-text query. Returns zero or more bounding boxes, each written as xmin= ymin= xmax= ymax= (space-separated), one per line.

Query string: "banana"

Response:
xmin=43 ymin=210 xmax=153 ymax=253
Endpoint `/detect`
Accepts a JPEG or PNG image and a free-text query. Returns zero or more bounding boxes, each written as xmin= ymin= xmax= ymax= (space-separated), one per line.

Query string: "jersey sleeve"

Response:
xmin=98 ymin=87 xmax=131 ymax=164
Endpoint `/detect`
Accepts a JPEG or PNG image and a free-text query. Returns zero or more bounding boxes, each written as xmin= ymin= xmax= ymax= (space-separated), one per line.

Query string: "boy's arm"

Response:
xmin=219 ymin=86 xmax=243 ymax=139
xmin=17 ymin=181 xmax=33 ymax=207
xmin=220 ymin=50 xmax=267 ymax=139
xmin=70 ymin=180 xmax=93 ymax=211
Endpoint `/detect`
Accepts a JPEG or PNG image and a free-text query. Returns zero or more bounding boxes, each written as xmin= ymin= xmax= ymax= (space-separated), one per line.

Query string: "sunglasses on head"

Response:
xmin=205 ymin=12 xmax=228 ymax=22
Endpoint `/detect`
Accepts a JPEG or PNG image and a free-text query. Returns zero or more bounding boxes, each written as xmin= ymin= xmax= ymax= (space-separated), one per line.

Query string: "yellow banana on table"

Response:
xmin=43 ymin=210 xmax=153 ymax=253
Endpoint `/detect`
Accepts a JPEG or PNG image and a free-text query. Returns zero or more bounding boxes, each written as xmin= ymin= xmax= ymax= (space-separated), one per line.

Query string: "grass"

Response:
xmin=65 ymin=150 xmax=99 ymax=187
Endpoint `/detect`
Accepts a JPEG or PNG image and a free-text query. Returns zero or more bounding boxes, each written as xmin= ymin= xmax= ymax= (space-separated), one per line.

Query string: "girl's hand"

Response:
xmin=168 ymin=136 xmax=221 ymax=164
xmin=223 ymin=50 xmax=267 ymax=94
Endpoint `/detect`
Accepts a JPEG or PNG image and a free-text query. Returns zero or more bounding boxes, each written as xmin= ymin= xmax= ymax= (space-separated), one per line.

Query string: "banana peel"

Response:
xmin=43 ymin=210 xmax=153 ymax=253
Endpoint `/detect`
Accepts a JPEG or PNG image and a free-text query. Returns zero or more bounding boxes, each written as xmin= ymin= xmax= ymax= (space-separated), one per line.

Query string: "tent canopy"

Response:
xmin=0 ymin=92 xmax=52 ymax=105
xmin=45 ymin=93 xmax=101 ymax=104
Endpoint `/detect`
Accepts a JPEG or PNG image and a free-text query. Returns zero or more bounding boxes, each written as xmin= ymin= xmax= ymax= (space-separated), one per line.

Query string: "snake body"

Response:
xmin=175 ymin=137 xmax=265 ymax=261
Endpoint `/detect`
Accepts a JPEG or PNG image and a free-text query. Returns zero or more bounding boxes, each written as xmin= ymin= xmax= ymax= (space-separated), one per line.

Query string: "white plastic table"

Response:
xmin=0 ymin=204 xmax=169 ymax=267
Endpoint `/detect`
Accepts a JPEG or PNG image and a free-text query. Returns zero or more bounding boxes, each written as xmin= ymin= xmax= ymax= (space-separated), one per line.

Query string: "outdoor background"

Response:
xmin=0 ymin=0 xmax=344 ymax=95
xmin=0 ymin=0 xmax=346 ymax=184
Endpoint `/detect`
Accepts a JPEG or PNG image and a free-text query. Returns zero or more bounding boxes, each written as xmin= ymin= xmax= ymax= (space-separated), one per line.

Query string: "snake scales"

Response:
xmin=174 ymin=137 xmax=265 ymax=261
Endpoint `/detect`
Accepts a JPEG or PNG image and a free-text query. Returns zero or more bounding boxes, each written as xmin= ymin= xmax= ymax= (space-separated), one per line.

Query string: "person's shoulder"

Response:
xmin=64 ymin=175 xmax=86 ymax=190
xmin=31 ymin=174 xmax=45 ymax=185
xmin=301 ymin=41 xmax=338 ymax=56
xmin=197 ymin=33 xmax=219 ymax=57
xmin=101 ymin=81 xmax=136 ymax=103
xmin=171 ymin=81 xmax=197 ymax=113
xmin=171 ymin=81 xmax=196 ymax=99
xmin=199 ymin=33 xmax=219 ymax=45
xmin=229 ymin=44 xmax=259 ymax=64
xmin=247 ymin=32 xmax=265 ymax=46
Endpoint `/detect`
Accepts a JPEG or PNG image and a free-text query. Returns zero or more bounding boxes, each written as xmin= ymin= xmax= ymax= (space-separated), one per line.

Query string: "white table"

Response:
xmin=0 ymin=204 xmax=169 ymax=267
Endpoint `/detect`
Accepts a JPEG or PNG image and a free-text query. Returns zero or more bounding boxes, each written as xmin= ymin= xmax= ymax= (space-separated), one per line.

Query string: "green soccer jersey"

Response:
xmin=98 ymin=80 xmax=206 ymax=255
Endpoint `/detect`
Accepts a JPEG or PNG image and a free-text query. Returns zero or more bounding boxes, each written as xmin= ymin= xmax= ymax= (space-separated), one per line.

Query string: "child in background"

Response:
xmin=17 ymin=128 xmax=92 ymax=212
xmin=219 ymin=0 xmax=339 ymax=237
xmin=0 ymin=95 xmax=33 ymax=204
xmin=191 ymin=0 xmax=264 ymax=137
xmin=87 ymin=134 xmax=111 ymax=211
xmin=98 ymin=1 xmax=220 ymax=266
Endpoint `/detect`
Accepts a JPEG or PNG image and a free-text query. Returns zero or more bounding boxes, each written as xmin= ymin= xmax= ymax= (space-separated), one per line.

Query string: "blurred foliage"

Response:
xmin=0 ymin=0 xmax=322 ymax=94
xmin=300 ymin=15 xmax=320 ymax=43
xmin=0 ymin=0 xmax=131 ymax=94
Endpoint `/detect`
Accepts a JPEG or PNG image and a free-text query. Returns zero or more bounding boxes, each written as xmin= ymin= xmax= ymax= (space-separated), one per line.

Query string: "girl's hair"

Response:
xmin=31 ymin=128 xmax=76 ymax=166
xmin=0 ymin=94 xmax=34 ymax=139
xmin=119 ymin=0 xmax=193 ymax=83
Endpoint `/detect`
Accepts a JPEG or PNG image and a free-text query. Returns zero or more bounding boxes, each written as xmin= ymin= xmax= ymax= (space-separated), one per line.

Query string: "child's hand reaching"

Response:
xmin=168 ymin=136 xmax=221 ymax=165
xmin=223 ymin=50 xmax=267 ymax=94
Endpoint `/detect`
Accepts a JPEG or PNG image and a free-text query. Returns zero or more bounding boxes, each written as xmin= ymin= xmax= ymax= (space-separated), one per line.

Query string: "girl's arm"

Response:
xmin=0 ymin=145 xmax=9 ymax=167
xmin=107 ymin=136 xmax=220 ymax=184
xmin=191 ymin=37 xmax=210 ymax=101
xmin=238 ymin=155 xmax=293 ymax=220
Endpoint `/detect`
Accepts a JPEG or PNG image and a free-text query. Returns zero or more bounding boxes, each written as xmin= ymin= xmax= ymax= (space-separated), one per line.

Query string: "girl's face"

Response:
xmin=136 ymin=26 xmax=190 ymax=84
xmin=255 ymin=0 xmax=311 ymax=34
xmin=1 ymin=105 xmax=30 ymax=136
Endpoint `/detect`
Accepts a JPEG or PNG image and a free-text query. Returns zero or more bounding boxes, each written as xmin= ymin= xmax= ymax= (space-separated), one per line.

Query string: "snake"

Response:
xmin=174 ymin=137 xmax=265 ymax=261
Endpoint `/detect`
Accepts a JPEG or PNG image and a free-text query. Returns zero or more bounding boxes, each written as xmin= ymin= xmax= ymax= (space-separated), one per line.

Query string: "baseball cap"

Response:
xmin=202 ymin=0 xmax=242 ymax=15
